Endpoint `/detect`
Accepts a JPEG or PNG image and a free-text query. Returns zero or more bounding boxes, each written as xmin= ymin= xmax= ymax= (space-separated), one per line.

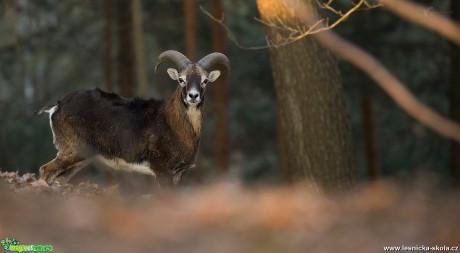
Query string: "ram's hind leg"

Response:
xmin=39 ymin=153 xmax=85 ymax=185
xmin=54 ymin=159 xmax=91 ymax=184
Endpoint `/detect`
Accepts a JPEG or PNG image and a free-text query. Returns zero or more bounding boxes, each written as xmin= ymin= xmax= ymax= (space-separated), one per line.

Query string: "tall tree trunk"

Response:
xmin=355 ymin=11 xmax=379 ymax=181
xmin=451 ymin=0 xmax=460 ymax=187
xmin=116 ymin=0 xmax=134 ymax=97
xmin=103 ymin=0 xmax=113 ymax=92
xmin=184 ymin=0 xmax=197 ymax=61
xmin=103 ymin=0 xmax=114 ymax=185
xmin=278 ymin=109 xmax=289 ymax=182
xmin=131 ymin=0 xmax=148 ymax=97
xmin=257 ymin=0 xmax=357 ymax=191
xmin=361 ymin=93 xmax=379 ymax=180
xmin=6 ymin=0 xmax=25 ymax=101
xmin=211 ymin=0 xmax=229 ymax=173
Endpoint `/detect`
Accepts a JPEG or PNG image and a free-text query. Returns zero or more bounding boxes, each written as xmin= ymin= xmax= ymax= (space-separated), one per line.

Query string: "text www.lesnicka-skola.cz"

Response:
xmin=384 ymin=245 xmax=459 ymax=252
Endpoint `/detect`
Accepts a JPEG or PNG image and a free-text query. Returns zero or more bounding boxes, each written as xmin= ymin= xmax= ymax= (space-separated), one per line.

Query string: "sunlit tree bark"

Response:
xmin=257 ymin=0 xmax=357 ymax=191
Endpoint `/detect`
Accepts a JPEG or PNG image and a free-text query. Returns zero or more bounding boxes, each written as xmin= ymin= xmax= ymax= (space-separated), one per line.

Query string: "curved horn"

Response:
xmin=197 ymin=52 xmax=230 ymax=73
xmin=154 ymin=50 xmax=192 ymax=73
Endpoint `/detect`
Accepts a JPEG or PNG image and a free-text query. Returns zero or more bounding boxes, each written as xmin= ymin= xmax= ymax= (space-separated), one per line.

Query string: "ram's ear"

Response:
xmin=167 ymin=68 xmax=179 ymax=80
xmin=208 ymin=70 xmax=221 ymax=83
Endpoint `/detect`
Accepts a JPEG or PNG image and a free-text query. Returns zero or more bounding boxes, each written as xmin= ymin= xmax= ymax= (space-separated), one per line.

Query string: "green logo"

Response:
xmin=1 ymin=238 xmax=53 ymax=252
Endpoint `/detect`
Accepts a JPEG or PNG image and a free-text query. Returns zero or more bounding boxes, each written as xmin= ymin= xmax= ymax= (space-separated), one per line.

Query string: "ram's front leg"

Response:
xmin=153 ymin=168 xmax=175 ymax=191
xmin=172 ymin=164 xmax=194 ymax=187
xmin=154 ymin=168 xmax=190 ymax=191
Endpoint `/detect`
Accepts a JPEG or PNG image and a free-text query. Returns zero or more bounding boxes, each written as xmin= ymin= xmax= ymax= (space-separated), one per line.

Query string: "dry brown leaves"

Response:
xmin=0 ymin=171 xmax=118 ymax=198
xmin=0 ymin=170 xmax=459 ymax=253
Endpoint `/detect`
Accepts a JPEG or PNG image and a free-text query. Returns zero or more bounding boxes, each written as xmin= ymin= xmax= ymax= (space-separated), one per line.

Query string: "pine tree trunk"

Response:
xmin=361 ymin=93 xmax=379 ymax=180
xmin=257 ymin=0 xmax=357 ymax=191
xmin=103 ymin=0 xmax=113 ymax=92
xmin=116 ymin=0 xmax=134 ymax=97
xmin=184 ymin=0 xmax=197 ymax=61
xmin=131 ymin=0 xmax=148 ymax=97
xmin=103 ymin=0 xmax=114 ymax=185
xmin=6 ymin=0 xmax=25 ymax=101
xmin=211 ymin=0 xmax=229 ymax=173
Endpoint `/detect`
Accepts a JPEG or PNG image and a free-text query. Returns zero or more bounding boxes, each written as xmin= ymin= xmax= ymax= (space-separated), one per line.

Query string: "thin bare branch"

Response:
xmin=280 ymin=0 xmax=460 ymax=142
xmin=203 ymin=0 xmax=460 ymax=140
xmin=317 ymin=30 xmax=460 ymax=142
xmin=316 ymin=0 xmax=343 ymax=16
xmin=200 ymin=5 xmax=269 ymax=50
xmin=380 ymin=0 xmax=460 ymax=46
xmin=200 ymin=0 xmax=373 ymax=50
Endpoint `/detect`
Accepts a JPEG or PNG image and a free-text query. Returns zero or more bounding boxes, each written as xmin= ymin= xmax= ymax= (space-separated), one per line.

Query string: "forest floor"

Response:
xmin=0 ymin=170 xmax=459 ymax=253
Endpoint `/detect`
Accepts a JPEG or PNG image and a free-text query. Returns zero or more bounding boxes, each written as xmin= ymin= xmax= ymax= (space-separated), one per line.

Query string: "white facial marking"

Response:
xmin=178 ymin=75 xmax=187 ymax=87
xmin=95 ymin=155 xmax=155 ymax=176
xmin=186 ymin=87 xmax=201 ymax=106
xmin=200 ymin=75 xmax=208 ymax=87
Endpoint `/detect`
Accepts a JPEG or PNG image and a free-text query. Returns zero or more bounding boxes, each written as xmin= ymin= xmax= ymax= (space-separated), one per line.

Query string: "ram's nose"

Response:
xmin=186 ymin=90 xmax=201 ymax=105
xmin=188 ymin=92 xmax=199 ymax=100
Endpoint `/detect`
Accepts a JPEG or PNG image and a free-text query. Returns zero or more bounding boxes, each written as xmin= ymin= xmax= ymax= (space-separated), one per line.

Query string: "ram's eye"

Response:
xmin=202 ymin=79 xmax=208 ymax=85
xmin=178 ymin=78 xmax=185 ymax=83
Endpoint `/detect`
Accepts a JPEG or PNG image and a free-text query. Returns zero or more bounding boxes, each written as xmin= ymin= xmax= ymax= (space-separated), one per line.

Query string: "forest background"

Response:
xmin=0 ymin=0 xmax=456 ymax=187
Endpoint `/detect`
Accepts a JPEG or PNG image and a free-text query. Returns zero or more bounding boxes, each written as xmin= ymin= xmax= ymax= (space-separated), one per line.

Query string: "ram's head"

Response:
xmin=155 ymin=50 xmax=230 ymax=107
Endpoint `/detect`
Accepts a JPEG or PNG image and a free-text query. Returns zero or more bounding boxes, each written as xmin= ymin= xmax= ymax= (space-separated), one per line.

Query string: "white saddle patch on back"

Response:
xmin=94 ymin=155 xmax=154 ymax=176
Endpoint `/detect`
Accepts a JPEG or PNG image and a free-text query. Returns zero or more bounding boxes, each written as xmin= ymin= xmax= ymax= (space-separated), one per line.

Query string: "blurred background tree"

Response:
xmin=450 ymin=0 xmax=460 ymax=186
xmin=257 ymin=0 xmax=357 ymax=190
xmin=0 ymin=0 xmax=455 ymax=186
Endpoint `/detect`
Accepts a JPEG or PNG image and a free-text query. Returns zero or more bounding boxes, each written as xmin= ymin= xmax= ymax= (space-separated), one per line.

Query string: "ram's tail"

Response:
xmin=35 ymin=104 xmax=57 ymax=116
